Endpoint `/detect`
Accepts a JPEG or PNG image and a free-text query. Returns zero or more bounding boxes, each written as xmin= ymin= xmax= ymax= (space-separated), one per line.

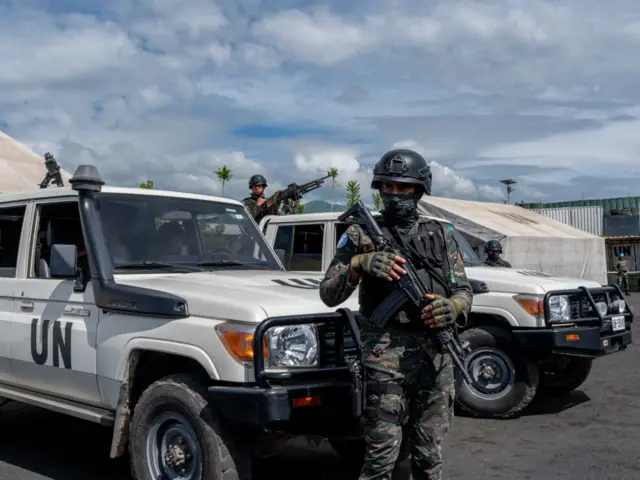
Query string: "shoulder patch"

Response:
xmin=336 ymin=232 xmax=349 ymax=249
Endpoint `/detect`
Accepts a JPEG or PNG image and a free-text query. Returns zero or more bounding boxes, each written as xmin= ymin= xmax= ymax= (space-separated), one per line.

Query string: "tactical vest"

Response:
xmin=484 ymin=257 xmax=510 ymax=267
xmin=358 ymin=220 xmax=453 ymax=331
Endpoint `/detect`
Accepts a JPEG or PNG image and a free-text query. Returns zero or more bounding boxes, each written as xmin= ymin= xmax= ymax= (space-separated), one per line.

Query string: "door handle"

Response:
xmin=20 ymin=301 xmax=34 ymax=311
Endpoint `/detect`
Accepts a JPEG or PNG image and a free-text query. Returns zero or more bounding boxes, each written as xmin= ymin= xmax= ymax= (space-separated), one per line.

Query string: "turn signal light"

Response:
xmin=219 ymin=330 xmax=268 ymax=362
xmin=516 ymin=296 xmax=544 ymax=317
xmin=565 ymin=333 xmax=580 ymax=341
xmin=292 ymin=396 xmax=322 ymax=408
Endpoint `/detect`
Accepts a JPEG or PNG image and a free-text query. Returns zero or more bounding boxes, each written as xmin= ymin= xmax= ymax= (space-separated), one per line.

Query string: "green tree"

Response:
xmin=328 ymin=168 xmax=340 ymax=211
xmin=372 ymin=191 xmax=383 ymax=211
xmin=216 ymin=165 xmax=232 ymax=196
xmin=290 ymin=199 xmax=305 ymax=213
xmin=345 ymin=179 xmax=361 ymax=208
xmin=139 ymin=180 xmax=154 ymax=189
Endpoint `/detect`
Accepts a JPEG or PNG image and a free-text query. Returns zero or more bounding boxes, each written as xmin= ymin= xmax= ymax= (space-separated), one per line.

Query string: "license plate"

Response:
xmin=611 ymin=315 xmax=626 ymax=332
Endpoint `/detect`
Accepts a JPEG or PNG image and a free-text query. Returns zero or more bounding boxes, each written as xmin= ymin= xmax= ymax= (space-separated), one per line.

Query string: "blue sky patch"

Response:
xmin=232 ymin=123 xmax=331 ymax=139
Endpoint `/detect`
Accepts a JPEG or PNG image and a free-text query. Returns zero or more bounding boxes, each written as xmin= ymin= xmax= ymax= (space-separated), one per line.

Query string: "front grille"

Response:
xmin=318 ymin=321 xmax=359 ymax=367
xmin=564 ymin=289 xmax=626 ymax=332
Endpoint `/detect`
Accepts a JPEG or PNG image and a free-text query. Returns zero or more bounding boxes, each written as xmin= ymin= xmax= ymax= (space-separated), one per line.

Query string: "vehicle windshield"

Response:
xmin=94 ymin=193 xmax=282 ymax=272
xmin=441 ymin=222 xmax=482 ymax=267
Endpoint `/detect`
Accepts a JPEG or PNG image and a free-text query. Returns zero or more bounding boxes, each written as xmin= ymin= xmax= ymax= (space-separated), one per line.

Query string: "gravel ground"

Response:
xmin=1 ymin=294 xmax=639 ymax=480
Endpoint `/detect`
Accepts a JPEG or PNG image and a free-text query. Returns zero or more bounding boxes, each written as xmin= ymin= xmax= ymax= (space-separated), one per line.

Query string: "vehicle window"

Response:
xmin=274 ymin=223 xmax=324 ymax=271
xmin=274 ymin=225 xmax=294 ymax=269
xmin=30 ymin=201 xmax=89 ymax=280
xmin=0 ymin=205 xmax=27 ymax=278
xmin=94 ymin=193 xmax=281 ymax=272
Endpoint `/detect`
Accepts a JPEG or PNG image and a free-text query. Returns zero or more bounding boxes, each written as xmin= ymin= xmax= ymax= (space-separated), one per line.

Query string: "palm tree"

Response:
xmin=328 ymin=168 xmax=340 ymax=211
xmin=216 ymin=165 xmax=232 ymax=197
xmin=372 ymin=192 xmax=383 ymax=211
xmin=345 ymin=180 xmax=361 ymax=208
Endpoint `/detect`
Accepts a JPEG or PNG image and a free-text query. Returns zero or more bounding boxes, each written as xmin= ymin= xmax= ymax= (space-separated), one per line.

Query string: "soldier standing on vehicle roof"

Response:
xmin=319 ymin=149 xmax=473 ymax=480
xmin=482 ymin=240 xmax=512 ymax=268
xmin=242 ymin=174 xmax=280 ymax=223
xmin=615 ymin=252 xmax=630 ymax=296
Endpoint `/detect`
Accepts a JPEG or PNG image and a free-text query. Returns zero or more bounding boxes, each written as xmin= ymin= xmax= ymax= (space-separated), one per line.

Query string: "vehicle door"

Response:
xmin=0 ymin=202 xmax=30 ymax=386
xmin=11 ymin=197 xmax=102 ymax=406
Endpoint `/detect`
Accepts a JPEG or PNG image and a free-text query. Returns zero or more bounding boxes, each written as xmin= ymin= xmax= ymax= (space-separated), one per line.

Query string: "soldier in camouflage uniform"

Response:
xmin=615 ymin=253 xmax=630 ymax=295
xmin=242 ymin=174 xmax=280 ymax=223
xmin=319 ymin=149 xmax=473 ymax=480
xmin=482 ymin=239 xmax=512 ymax=268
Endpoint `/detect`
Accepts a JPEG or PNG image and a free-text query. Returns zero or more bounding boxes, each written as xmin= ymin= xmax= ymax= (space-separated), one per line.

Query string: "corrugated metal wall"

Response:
xmin=604 ymin=214 xmax=640 ymax=237
xmin=530 ymin=206 xmax=603 ymax=236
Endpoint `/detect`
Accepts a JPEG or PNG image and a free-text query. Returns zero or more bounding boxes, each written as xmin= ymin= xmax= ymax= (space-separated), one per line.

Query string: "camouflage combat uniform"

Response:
xmin=615 ymin=258 xmax=629 ymax=294
xmin=320 ymin=218 xmax=473 ymax=480
xmin=241 ymin=194 xmax=278 ymax=224
xmin=482 ymin=257 xmax=512 ymax=268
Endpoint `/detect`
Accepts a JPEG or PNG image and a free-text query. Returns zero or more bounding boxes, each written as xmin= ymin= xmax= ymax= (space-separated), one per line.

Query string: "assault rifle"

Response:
xmin=338 ymin=200 xmax=473 ymax=385
xmin=39 ymin=153 xmax=65 ymax=189
xmin=259 ymin=173 xmax=331 ymax=216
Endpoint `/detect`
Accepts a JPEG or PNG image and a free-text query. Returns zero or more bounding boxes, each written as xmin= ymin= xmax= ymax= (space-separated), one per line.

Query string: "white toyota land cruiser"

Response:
xmin=259 ymin=211 xmax=634 ymax=420
xmin=0 ymin=165 xmax=365 ymax=479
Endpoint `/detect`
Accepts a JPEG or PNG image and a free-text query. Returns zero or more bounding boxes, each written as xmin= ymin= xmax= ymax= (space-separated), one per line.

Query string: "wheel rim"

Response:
xmin=146 ymin=411 xmax=203 ymax=480
xmin=462 ymin=347 xmax=516 ymax=400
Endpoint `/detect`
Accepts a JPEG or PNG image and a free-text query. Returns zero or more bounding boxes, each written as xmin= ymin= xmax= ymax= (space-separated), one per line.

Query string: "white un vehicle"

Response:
xmin=0 ymin=165 xmax=365 ymax=480
xmin=260 ymin=211 xmax=634 ymax=419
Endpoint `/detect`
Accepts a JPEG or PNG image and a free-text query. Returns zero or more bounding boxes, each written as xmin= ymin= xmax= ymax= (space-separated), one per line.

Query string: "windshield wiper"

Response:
xmin=115 ymin=261 xmax=204 ymax=272
xmin=197 ymin=260 xmax=269 ymax=268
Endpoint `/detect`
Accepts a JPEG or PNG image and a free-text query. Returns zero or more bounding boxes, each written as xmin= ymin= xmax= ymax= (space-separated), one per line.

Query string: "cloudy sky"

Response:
xmin=2 ymin=0 xmax=640 ymax=207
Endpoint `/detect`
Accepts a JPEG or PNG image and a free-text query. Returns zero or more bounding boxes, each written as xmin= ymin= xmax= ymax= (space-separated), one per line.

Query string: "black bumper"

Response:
xmin=513 ymin=326 xmax=632 ymax=358
xmin=514 ymin=285 xmax=634 ymax=358
xmin=208 ymin=380 xmax=362 ymax=435
xmin=208 ymin=308 xmax=364 ymax=436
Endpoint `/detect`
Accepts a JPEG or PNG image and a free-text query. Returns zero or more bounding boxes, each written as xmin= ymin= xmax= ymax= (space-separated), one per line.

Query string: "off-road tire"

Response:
xmin=129 ymin=373 xmax=253 ymax=480
xmin=455 ymin=325 xmax=539 ymax=419
xmin=538 ymin=357 xmax=593 ymax=397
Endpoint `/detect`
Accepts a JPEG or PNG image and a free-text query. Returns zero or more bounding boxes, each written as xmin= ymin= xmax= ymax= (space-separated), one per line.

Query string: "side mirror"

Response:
xmin=50 ymin=244 xmax=78 ymax=278
xmin=275 ymin=248 xmax=286 ymax=264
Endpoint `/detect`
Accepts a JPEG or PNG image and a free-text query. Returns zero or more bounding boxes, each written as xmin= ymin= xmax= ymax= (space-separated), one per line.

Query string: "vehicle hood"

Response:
xmin=115 ymin=270 xmax=360 ymax=322
xmin=466 ymin=265 xmax=602 ymax=294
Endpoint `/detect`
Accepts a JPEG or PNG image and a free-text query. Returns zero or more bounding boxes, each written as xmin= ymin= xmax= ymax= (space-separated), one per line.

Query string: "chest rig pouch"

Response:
xmin=359 ymin=221 xmax=454 ymax=328
xmin=387 ymin=221 xmax=453 ymax=299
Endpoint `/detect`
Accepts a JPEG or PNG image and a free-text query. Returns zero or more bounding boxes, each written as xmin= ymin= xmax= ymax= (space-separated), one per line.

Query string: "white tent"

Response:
xmin=419 ymin=196 xmax=607 ymax=285
xmin=0 ymin=130 xmax=72 ymax=192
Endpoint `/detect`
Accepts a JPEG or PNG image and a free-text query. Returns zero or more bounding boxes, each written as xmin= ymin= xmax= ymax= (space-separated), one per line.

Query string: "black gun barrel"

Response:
xmin=296 ymin=173 xmax=332 ymax=195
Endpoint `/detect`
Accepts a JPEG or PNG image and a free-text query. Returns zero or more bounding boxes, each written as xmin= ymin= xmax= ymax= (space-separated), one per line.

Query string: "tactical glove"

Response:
xmin=350 ymin=252 xmax=397 ymax=280
xmin=423 ymin=295 xmax=463 ymax=328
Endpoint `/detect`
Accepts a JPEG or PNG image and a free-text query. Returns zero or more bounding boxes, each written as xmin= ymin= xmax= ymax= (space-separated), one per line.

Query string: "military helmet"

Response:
xmin=485 ymin=240 xmax=503 ymax=252
xmin=249 ymin=174 xmax=267 ymax=188
xmin=371 ymin=149 xmax=432 ymax=195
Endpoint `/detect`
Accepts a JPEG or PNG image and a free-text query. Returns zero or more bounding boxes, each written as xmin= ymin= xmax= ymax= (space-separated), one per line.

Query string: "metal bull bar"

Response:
xmin=252 ymin=307 xmax=366 ymax=418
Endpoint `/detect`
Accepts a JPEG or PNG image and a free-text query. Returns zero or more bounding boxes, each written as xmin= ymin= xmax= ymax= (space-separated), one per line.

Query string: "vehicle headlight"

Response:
xmin=613 ymin=299 xmax=626 ymax=313
xmin=266 ymin=324 xmax=319 ymax=368
xmin=548 ymin=295 xmax=570 ymax=322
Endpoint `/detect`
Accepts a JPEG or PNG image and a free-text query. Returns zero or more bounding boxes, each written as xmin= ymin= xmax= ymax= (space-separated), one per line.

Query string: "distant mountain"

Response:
xmin=303 ymin=200 xmax=347 ymax=213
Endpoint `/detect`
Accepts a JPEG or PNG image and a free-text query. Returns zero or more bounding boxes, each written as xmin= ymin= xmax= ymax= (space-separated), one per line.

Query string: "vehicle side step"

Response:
xmin=0 ymin=383 xmax=114 ymax=426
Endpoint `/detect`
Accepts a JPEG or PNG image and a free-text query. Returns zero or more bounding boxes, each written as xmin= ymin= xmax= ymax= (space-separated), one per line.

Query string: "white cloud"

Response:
xmin=391 ymin=140 xmax=504 ymax=201
xmin=2 ymin=0 xmax=640 ymax=209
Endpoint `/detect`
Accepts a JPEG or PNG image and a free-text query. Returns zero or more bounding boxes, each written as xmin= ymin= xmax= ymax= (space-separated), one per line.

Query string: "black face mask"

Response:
xmin=488 ymin=252 xmax=500 ymax=261
xmin=382 ymin=192 xmax=418 ymax=227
